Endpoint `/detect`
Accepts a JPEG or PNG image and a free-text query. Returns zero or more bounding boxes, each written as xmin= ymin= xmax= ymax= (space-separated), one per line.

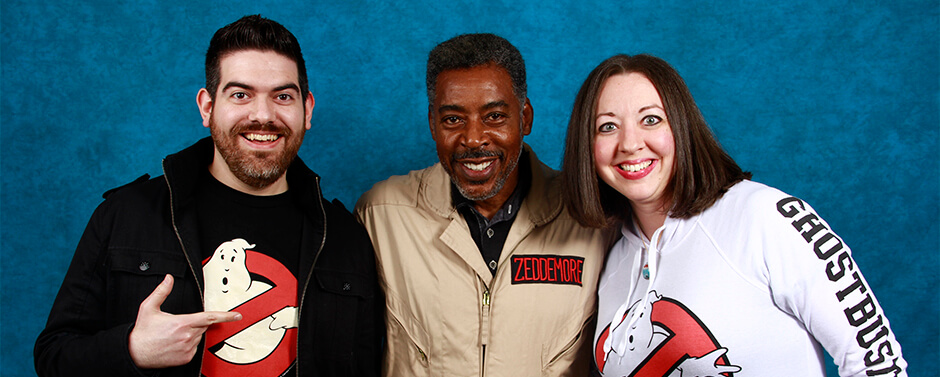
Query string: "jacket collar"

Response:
xmin=420 ymin=143 xmax=562 ymax=227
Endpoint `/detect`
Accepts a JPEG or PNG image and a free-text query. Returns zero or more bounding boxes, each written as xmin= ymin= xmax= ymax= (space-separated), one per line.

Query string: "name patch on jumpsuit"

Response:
xmin=511 ymin=255 xmax=584 ymax=286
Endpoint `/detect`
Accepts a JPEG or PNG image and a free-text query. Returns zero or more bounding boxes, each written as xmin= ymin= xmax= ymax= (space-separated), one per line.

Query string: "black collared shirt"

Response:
xmin=452 ymin=153 xmax=531 ymax=276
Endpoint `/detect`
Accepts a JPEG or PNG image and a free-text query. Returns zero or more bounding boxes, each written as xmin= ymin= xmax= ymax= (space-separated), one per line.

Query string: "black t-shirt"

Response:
xmin=195 ymin=174 xmax=303 ymax=377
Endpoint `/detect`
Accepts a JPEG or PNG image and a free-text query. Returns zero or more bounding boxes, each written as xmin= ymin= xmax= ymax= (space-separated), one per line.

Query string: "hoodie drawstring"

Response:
xmin=603 ymin=226 xmax=664 ymax=359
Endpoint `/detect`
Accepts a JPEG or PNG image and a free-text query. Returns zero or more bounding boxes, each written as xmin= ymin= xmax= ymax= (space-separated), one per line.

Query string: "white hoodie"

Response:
xmin=594 ymin=180 xmax=906 ymax=377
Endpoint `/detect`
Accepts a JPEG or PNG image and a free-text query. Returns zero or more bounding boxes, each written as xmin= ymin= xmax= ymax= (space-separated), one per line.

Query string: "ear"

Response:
xmin=197 ymin=88 xmax=213 ymax=128
xmin=521 ymin=98 xmax=533 ymax=136
xmin=304 ymin=91 xmax=315 ymax=130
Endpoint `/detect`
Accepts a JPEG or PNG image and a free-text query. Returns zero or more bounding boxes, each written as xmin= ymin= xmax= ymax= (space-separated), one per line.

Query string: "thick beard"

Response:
xmin=209 ymin=117 xmax=304 ymax=189
xmin=446 ymin=149 xmax=521 ymax=201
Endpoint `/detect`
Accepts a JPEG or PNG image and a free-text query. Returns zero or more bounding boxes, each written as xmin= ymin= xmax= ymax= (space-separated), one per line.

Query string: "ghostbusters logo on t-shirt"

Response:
xmin=595 ymin=291 xmax=741 ymax=376
xmin=202 ymin=238 xmax=297 ymax=376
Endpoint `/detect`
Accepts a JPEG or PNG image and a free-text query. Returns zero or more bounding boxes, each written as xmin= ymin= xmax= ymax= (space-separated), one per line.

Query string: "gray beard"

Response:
xmin=449 ymin=149 xmax=521 ymax=201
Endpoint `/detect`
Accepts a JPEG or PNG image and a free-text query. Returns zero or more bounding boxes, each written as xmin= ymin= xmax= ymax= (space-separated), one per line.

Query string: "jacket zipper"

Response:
xmin=478 ymin=238 xmax=520 ymax=375
xmin=478 ymin=233 xmax=528 ymax=376
xmin=481 ymin=285 xmax=491 ymax=376
xmin=163 ymin=167 xmax=207 ymax=376
xmin=296 ymin=175 xmax=328 ymax=377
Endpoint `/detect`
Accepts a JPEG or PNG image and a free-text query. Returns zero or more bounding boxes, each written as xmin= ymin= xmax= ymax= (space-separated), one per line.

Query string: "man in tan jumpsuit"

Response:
xmin=356 ymin=33 xmax=610 ymax=376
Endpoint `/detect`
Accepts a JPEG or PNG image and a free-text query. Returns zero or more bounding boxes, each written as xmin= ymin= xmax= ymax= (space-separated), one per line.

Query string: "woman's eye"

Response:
xmin=598 ymin=122 xmax=616 ymax=132
xmin=642 ymin=115 xmax=662 ymax=126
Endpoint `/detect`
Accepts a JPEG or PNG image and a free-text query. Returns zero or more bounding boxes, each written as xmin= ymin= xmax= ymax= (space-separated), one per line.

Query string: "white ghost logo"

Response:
xmin=607 ymin=290 xmax=741 ymax=376
xmin=203 ymin=238 xmax=298 ymax=364
xmin=622 ymin=290 xmax=664 ymax=354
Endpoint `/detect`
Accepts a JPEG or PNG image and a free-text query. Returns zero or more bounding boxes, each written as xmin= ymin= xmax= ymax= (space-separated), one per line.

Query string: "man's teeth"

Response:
xmin=463 ymin=161 xmax=493 ymax=171
xmin=620 ymin=160 xmax=652 ymax=172
xmin=245 ymin=134 xmax=279 ymax=142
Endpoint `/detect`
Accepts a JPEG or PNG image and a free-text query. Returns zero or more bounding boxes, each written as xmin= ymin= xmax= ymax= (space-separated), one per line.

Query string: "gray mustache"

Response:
xmin=453 ymin=150 xmax=502 ymax=160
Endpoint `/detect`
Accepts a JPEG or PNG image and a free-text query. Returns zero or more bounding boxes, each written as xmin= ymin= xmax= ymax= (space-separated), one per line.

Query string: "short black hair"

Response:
xmin=204 ymin=15 xmax=308 ymax=99
xmin=426 ymin=33 xmax=526 ymax=105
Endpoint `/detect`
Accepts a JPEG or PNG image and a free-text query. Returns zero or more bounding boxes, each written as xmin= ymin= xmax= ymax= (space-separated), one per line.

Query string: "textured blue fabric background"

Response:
xmin=2 ymin=1 xmax=936 ymax=375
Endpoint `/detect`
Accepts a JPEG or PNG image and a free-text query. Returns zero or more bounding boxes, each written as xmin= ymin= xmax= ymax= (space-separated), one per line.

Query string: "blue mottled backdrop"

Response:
xmin=2 ymin=1 xmax=937 ymax=375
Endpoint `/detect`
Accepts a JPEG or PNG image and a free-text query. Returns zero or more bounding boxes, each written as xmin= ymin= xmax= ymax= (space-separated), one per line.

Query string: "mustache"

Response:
xmin=452 ymin=149 xmax=502 ymax=160
xmin=230 ymin=121 xmax=292 ymax=136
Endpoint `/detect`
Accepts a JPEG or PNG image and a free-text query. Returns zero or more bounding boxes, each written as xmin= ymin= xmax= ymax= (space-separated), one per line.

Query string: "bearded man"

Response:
xmin=35 ymin=15 xmax=382 ymax=377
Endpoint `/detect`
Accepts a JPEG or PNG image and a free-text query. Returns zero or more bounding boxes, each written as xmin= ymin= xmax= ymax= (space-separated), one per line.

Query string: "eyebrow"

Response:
xmin=639 ymin=104 xmax=665 ymax=113
xmin=222 ymin=81 xmax=253 ymax=93
xmin=221 ymin=81 xmax=301 ymax=93
xmin=595 ymin=111 xmax=616 ymax=120
xmin=595 ymin=104 xmax=665 ymax=120
xmin=437 ymin=104 xmax=464 ymax=113
xmin=438 ymin=100 xmax=509 ymax=114
xmin=482 ymin=100 xmax=509 ymax=110
xmin=274 ymin=83 xmax=302 ymax=93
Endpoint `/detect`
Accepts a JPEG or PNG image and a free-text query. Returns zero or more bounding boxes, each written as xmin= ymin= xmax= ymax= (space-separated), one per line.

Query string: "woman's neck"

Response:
xmin=632 ymin=202 xmax=668 ymax=240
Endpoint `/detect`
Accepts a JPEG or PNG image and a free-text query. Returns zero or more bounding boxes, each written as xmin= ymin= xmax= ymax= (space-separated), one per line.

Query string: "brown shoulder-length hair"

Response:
xmin=562 ymin=54 xmax=751 ymax=228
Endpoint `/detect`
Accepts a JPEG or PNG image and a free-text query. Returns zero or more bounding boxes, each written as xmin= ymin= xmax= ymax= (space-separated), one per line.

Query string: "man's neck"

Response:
xmin=465 ymin=151 xmax=531 ymax=220
xmin=471 ymin=176 xmax=518 ymax=220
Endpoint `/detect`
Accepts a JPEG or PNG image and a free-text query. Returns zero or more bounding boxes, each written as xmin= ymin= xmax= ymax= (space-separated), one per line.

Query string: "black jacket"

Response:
xmin=35 ymin=138 xmax=383 ymax=376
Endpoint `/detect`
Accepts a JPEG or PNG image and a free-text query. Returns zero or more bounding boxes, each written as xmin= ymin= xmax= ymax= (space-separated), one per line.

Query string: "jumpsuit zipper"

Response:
xmin=481 ymin=286 xmax=490 ymax=376
xmin=479 ymin=239 xmax=524 ymax=376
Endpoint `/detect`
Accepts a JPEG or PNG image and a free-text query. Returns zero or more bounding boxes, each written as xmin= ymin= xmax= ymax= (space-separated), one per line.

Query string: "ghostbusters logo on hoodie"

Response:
xmin=595 ymin=291 xmax=741 ymax=376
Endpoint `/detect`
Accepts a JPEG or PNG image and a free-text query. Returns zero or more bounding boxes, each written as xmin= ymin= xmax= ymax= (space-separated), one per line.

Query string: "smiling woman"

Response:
xmin=562 ymin=54 xmax=908 ymax=376
xmin=592 ymin=72 xmax=676 ymax=239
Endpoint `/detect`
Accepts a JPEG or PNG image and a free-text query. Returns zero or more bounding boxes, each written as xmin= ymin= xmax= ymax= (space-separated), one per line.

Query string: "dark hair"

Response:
xmin=204 ymin=15 xmax=308 ymax=99
xmin=562 ymin=54 xmax=751 ymax=228
xmin=426 ymin=33 xmax=527 ymax=105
